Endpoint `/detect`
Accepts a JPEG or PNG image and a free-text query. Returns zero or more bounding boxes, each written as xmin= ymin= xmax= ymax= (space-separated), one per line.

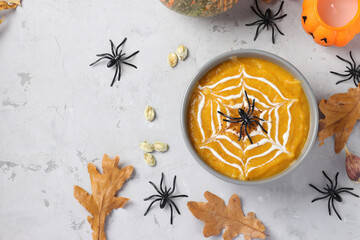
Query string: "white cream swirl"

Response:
xmin=196 ymin=69 xmax=296 ymax=178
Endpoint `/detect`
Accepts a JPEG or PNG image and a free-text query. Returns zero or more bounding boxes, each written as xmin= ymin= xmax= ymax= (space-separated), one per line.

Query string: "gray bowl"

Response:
xmin=180 ymin=49 xmax=318 ymax=185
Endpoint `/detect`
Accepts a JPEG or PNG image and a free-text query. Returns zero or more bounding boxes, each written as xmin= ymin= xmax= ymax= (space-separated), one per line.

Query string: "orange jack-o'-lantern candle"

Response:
xmin=302 ymin=0 xmax=360 ymax=47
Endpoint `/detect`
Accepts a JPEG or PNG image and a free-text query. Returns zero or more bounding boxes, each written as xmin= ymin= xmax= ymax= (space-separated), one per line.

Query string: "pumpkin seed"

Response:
xmin=168 ymin=52 xmax=178 ymax=67
xmin=144 ymin=153 xmax=156 ymax=167
xmin=144 ymin=105 xmax=155 ymax=122
xmin=140 ymin=141 xmax=154 ymax=152
xmin=153 ymin=141 xmax=168 ymax=152
xmin=176 ymin=45 xmax=188 ymax=61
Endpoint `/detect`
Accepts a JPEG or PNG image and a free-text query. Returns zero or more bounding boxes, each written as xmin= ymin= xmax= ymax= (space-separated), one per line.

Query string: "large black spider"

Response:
xmin=144 ymin=172 xmax=188 ymax=224
xmin=330 ymin=51 xmax=360 ymax=87
xmin=309 ymin=171 xmax=359 ymax=220
xmin=245 ymin=0 xmax=287 ymax=44
xmin=90 ymin=38 xmax=139 ymax=87
xmin=217 ymin=91 xmax=267 ymax=144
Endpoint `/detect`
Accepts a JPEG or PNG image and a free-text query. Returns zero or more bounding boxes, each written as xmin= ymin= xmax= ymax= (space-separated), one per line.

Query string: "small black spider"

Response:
xmin=309 ymin=171 xmax=359 ymax=220
xmin=330 ymin=51 xmax=360 ymax=87
xmin=217 ymin=91 xmax=267 ymax=144
xmin=90 ymin=38 xmax=139 ymax=87
xmin=245 ymin=0 xmax=287 ymax=44
xmin=144 ymin=172 xmax=188 ymax=224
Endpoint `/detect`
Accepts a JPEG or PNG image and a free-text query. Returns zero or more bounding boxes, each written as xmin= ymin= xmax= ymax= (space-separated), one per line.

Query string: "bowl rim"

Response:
xmin=180 ymin=49 xmax=319 ymax=185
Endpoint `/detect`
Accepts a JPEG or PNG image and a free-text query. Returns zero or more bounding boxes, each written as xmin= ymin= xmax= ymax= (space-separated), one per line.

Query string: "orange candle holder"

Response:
xmin=301 ymin=0 xmax=360 ymax=47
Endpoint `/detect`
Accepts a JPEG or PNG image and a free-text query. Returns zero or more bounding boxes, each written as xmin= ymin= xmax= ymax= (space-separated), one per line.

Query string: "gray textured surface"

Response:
xmin=1 ymin=0 xmax=360 ymax=239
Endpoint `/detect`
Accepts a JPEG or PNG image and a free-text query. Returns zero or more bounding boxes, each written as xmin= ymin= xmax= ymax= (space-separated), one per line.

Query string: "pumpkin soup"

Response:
xmin=187 ymin=57 xmax=310 ymax=181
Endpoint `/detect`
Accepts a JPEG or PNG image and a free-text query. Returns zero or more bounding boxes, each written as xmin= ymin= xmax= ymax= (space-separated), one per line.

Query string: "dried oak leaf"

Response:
xmin=187 ymin=191 xmax=266 ymax=240
xmin=0 ymin=0 xmax=20 ymax=10
xmin=0 ymin=0 xmax=21 ymax=24
xmin=74 ymin=154 xmax=133 ymax=240
xmin=319 ymin=85 xmax=360 ymax=153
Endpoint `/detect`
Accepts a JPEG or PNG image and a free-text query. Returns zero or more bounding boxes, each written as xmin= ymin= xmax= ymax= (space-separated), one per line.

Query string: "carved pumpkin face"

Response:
xmin=302 ymin=0 xmax=360 ymax=47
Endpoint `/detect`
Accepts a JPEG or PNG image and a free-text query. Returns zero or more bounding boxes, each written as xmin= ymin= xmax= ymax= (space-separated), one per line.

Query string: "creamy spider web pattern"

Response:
xmin=195 ymin=69 xmax=296 ymax=178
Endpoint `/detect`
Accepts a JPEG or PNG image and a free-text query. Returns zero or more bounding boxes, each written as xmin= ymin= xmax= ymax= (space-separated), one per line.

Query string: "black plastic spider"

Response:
xmin=144 ymin=172 xmax=188 ymax=224
xmin=90 ymin=38 xmax=139 ymax=87
xmin=309 ymin=171 xmax=359 ymax=220
xmin=245 ymin=0 xmax=287 ymax=44
xmin=330 ymin=51 xmax=360 ymax=87
xmin=217 ymin=91 xmax=267 ymax=144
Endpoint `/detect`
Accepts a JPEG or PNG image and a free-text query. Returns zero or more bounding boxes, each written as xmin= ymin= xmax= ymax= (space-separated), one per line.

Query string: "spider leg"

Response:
xmin=89 ymin=56 xmax=112 ymax=66
xmin=252 ymin=119 xmax=268 ymax=134
xmin=118 ymin=52 xmax=126 ymax=58
xmin=254 ymin=23 xmax=265 ymax=41
xmin=117 ymin=63 xmax=122 ymax=82
xmin=330 ymin=71 xmax=352 ymax=77
xmin=353 ymin=76 xmax=359 ymax=87
xmin=217 ymin=111 xmax=242 ymax=120
xmin=272 ymin=14 xmax=287 ymax=21
xmin=334 ymin=172 xmax=339 ymax=189
xmin=168 ymin=175 xmax=177 ymax=195
xmin=349 ymin=51 xmax=357 ymax=69
xmin=336 ymin=187 xmax=354 ymax=191
xmin=110 ymin=62 xmax=119 ymax=87
xmin=116 ymin=37 xmax=127 ymax=55
xmin=322 ymin=171 xmax=334 ymax=189
xmin=123 ymin=50 xmax=140 ymax=60
xmin=249 ymin=98 xmax=255 ymax=115
xmin=169 ymin=201 xmax=174 ymax=224
xmin=160 ymin=172 xmax=165 ymax=193
xmin=239 ymin=122 xmax=245 ymax=141
xmin=336 ymin=190 xmax=359 ymax=198
xmin=271 ymin=24 xmax=275 ymax=44
xmin=309 ymin=184 xmax=328 ymax=194
xmin=168 ymin=199 xmax=181 ymax=215
xmin=244 ymin=91 xmax=250 ymax=111
xmin=109 ymin=39 xmax=116 ymax=56
xmin=254 ymin=0 xmax=266 ymax=19
xmin=96 ymin=53 xmax=114 ymax=58
xmin=311 ymin=194 xmax=330 ymax=202
xmin=252 ymin=116 xmax=265 ymax=121
xmin=250 ymin=6 xmax=264 ymax=20
xmin=223 ymin=119 xmax=242 ymax=123
xmin=331 ymin=197 xmax=342 ymax=220
xmin=149 ymin=181 xmax=162 ymax=195
xmin=245 ymin=20 xmax=264 ymax=26
xmin=244 ymin=125 xmax=253 ymax=144
xmin=273 ymin=1 xmax=284 ymax=18
xmin=335 ymin=75 xmax=353 ymax=85
xmin=122 ymin=61 xmax=138 ymax=69
xmin=336 ymin=55 xmax=354 ymax=68
xmin=328 ymin=197 xmax=332 ymax=216
xmin=171 ymin=194 xmax=188 ymax=198
xmin=273 ymin=22 xmax=284 ymax=35
xmin=144 ymin=198 xmax=161 ymax=216
xmin=144 ymin=194 xmax=162 ymax=201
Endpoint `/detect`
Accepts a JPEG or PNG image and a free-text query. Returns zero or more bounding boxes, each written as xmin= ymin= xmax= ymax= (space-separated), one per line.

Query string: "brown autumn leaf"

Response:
xmin=74 ymin=154 xmax=133 ymax=240
xmin=0 ymin=0 xmax=21 ymax=24
xmin=187 ymin=191 xmax=266 ymax=240
xmin=318 ymin=85 xmax=360 ymax=153
xmin=0 ymin=0 xmax=20 ymax=10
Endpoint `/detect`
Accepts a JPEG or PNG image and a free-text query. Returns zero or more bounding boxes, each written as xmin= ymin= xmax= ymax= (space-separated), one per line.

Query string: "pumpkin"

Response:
xmin=159 ymin=0 xmax=239 ymax=17
xmin=301 ymin=0 xmax=360 ymax=47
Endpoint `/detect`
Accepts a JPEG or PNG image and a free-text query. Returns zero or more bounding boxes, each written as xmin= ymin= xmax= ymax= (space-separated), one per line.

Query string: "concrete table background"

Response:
xmin=1 ymin=0 xmax=360 ymax=239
